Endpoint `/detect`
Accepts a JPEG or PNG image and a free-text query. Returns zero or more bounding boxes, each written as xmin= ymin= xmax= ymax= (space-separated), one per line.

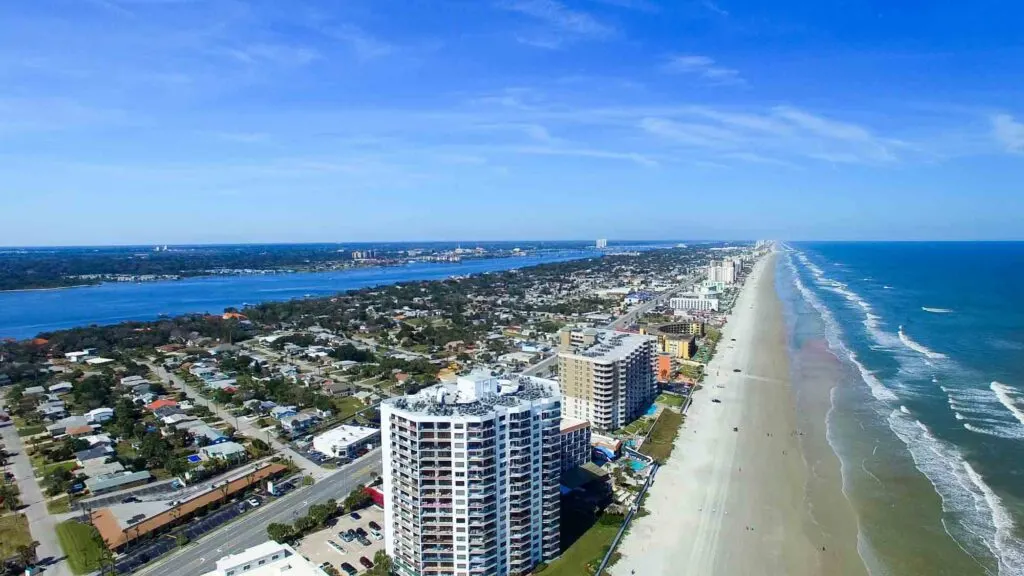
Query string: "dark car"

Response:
xmin=711 ymin=398 xmax=721 ymax=404
xmin=355 ymin=527 xmax=367 ymax=537
xmin=359 ymin=556 xmax=374 ymax=569
xmin=340 ymin=562 xmax=358 ymax=576
xmin=368 ymin=521 xmax=381 ymax=531
xmin=350 ymin=512 xmax=361 ymax=520
xmin=122 ymin=496 xmax=140 ymax=503
xmin=733 ymin=368 xmax=741 ymax=373
xmin=356 ymin=535 xmax=372 ymax=547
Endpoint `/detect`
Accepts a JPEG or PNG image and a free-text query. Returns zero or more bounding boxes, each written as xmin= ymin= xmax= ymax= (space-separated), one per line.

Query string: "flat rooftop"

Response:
xmin=383 ymin=372 xmax=558 ymax=419
xmin=561 ymin=329 xmax=653 ymax=362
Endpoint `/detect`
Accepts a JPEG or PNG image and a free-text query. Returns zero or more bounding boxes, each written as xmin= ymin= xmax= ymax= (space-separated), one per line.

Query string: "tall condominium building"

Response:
xmin=596 ymin=238 xmax=608 ymax=249
xmin=381 ymin=373 xmax=562 ymax=576
xmin=201 ymin=541 xmax=327 ymax=576
xmin=557 ymin=328 xmax=656 ymax=431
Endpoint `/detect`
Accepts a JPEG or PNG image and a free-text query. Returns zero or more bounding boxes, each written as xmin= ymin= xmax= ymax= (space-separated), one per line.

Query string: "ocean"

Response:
xmin=0 ymin=250 xmax=600 ymax=340
xmin=778 ymin=242 xmax=1024 ymax=576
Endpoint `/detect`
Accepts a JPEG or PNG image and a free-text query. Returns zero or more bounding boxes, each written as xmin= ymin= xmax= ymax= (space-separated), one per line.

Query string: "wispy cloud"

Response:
xmin=590 ymin=0 xmax=658 ymax=12
xmin=773 ymin=106 xmax=896 ymax=162
xmin=640 ymin=117 xmax=739 ymax=148
xmin=662 ymin=55 xmax=744 ymax=85
xmin=992 ymin=114 xmax=1024 ymax=153
xmin=700 ymin=0 xmax=729 ymax=17
xmin=513 ymin=145 xmax=657 ymax=166
xmin=501 ymin=0 xmax=614 ymax=46
xmin=327 ymin=25 xmax=395 ymax=61
xmin=224 ymin=43 xmax=320 ymax=67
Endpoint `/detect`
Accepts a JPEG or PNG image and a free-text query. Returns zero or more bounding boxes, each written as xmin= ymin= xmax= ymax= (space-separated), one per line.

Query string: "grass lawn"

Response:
xmin=640 ymin=409 xmax=684 ymax=463
xmin=655 ymin=393 xmax=684 ymax=408
xmin=39 ymin=460 xmax=78 ymax=477
xmin=620 ymin=417 xmax=653 ymax=437
xmin=17 ymin=425 xmax=46 ymax=437
xmin=56 ymin=521 xmax=106 ymax=574
xmin=46 ymin=496 xmax=71 ymax=514
xmin=332 ymin=396 xmax=365 ymax=421
xmin=0 ymin=514 xmax=34 ymax=559
xmin=538 ymin=520 xmax=620 ymax=576
xmin=116 ymin=440 xmax=136 ymax=460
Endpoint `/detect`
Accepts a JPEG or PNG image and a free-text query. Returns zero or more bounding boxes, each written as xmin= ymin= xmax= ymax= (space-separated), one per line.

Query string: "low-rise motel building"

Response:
xmin=90 ymin=462 xmax=287 ymax=551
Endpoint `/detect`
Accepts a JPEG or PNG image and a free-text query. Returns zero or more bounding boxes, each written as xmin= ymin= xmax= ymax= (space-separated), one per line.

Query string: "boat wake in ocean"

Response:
xmin=922 ymin=307 xmax=954 ymax=314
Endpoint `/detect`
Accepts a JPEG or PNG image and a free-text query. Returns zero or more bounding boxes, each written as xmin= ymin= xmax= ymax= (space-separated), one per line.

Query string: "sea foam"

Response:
xmin=898 ymin=325 xmax=948 ymax=359
xmin=991 ymin=382 xmax=1024 ymax=427
xmin=888 ymin=410 xmax=1024 ymax=574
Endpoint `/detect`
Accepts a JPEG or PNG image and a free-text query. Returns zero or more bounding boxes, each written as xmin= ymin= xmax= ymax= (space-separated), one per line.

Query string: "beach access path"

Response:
xmin=612 ymin=251 xmax=866 ymax=576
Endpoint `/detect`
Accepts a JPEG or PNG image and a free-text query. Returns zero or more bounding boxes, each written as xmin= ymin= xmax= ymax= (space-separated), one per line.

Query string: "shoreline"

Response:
xmin=612 ymin=251 xmax=866 ymax=576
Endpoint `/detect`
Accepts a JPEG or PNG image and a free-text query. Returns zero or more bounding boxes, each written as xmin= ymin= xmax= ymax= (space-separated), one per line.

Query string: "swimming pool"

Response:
xmin=627 ymin=459 xmax=648 ymax=472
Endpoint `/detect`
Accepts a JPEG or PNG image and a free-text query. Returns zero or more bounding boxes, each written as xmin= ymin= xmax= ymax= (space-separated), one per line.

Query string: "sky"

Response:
xmin=1 ymin=0 xmax=1023 ymax=245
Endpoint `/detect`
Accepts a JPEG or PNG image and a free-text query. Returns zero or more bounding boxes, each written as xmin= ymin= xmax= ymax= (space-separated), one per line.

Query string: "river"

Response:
xmin=0 ymin=251 xmax=599 ymax=340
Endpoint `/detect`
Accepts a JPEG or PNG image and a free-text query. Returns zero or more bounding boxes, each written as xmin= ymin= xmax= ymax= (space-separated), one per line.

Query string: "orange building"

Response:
xmin=656 ymin=353 xmax=672 ymax=382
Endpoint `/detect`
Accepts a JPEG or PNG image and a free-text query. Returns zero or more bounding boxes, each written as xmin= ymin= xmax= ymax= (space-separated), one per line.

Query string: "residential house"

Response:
xmin=76 ymin=446 xmax=115 ymax=467
xmin=37 ymin=402 xmax=67 ymax=421
xmin=146 ymin=399 xmax=178 ymax=412
xmin=191 ymin=425 xmax=228 ymax=445
xmin=269 ymin=406 xmax=297 ymax=420
xmin=280 ymin=413 xmax=315 ymax=433
xmin=200 ymin=441 xmax=248 ymax=462
xmin=47 ymin=382 xmax=74 ymax=394
xmin=85 ymin=470 xmax=151 ymax=495
xmin=86 ymin=407 xmax=115 ymax=424
xmin=23 ymin=385 xmax=46 ymax=397
xmin=46 ymin=415 xmax=89 ymax=437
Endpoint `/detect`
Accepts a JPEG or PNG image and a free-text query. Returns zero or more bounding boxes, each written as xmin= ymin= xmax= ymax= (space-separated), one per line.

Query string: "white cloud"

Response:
xmin=662 ymin=54 xmax=744 ymax=85
xmin=225 ymin=43 xmax=320 ymax=67
xmin=640 ymin=117 xmax=739 ymax=148
xmin=502 ymin=0 xmax=614 ymax=43
xmin=992 ymin=114 xmax=1024 ymax=153
xmin=513 ymin=145 xmax=657 ymax=166
xmin=327 ymin=25 xmax=395 ymax=61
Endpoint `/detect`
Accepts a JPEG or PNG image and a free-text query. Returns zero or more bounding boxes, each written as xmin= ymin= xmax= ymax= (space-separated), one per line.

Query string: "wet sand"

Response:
xmin=612 ymin=251 xmax=866 ymax=576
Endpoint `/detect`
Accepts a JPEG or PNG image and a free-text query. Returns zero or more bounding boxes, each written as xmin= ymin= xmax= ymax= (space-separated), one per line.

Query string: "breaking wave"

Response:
xmin=898 ymin=325 xmax=948 ymax=359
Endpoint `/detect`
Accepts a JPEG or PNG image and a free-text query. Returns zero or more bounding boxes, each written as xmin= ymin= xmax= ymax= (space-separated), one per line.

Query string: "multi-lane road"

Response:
xmin=135 ymin=450 xmax=381 ymax=576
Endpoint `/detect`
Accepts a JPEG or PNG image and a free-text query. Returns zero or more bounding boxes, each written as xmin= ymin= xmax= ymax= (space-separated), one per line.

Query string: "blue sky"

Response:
xmin=2 ymin=0 xmax=1023 ymax=245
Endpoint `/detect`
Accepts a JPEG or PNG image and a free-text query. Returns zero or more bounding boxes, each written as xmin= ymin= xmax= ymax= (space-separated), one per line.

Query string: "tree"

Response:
xmin=266 ymin=522 xmax=294 ymax=543
xmin=343 ymin=486 xmax=371 ymax=512
xmin=292 ymin=515 xmax=314 ymax=534
xmin=0 ymin=483 xmax=18 ymax=511
xmin=175 ymin=533 xmax=190 ymax=548
xmin=366 ymin=551 xmax=393 ymax=576
xmin=16 ymin=541 xmax=39 ymax=569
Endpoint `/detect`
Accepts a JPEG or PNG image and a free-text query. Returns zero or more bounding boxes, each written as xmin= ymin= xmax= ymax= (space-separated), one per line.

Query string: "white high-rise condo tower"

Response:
xmin=381 ymin=373 xmax=562 ymax=576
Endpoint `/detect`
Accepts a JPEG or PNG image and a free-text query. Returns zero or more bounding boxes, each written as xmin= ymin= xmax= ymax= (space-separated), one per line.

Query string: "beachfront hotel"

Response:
xmin=557 ymin=328 xmax=657 ymax=431
xmin=380 ymin=373 xmax=562 ymax=576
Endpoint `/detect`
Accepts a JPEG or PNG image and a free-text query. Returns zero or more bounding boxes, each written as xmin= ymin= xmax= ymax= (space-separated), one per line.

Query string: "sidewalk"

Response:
xmin=0 ymin=420 xmax=70 ymax=576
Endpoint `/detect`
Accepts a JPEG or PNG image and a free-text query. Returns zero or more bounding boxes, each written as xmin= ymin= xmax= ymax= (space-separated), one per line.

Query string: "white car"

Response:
xmin=248 ymin=498 xmax=261 ymax=507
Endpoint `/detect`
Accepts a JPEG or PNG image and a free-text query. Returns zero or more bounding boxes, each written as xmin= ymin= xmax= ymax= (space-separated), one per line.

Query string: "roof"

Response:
xmin=313 ymin=425 xmax=379 ymax=449
xmin=91 ymin=463 xmax=287 ymax=549
xmin=201 ymin=441 xmax=247 ymax=458
xmin=67 ymin=425 xmax=95 ymax=436
xmin=382 ymin=372 xmax=559 ymax=419
xmin=146 ymin=399 xmax=178 ymax=411
xmin=85 ymin=470 xmax=152 ymax=493
xmin=203 ymin=541 xmax=326 ymax=576
xmin=560 ymin=418 xmax=591 ymax=434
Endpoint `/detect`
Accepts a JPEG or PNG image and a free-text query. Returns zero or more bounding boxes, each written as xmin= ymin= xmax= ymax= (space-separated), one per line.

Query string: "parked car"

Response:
xmin=368 ymin=521 xmax=381 ymax=531
xmin=349 ymin=512 xmax=361 ymax=520
xmin=339 ymin=530 xmax=355 ymax=543
xmin=359 ymin=556 xmax=374 ymax=569
xmin=248 ymin=498 xmax=261 ymax=507
xmin=339 ymin=562 xmax=358 ymax=576
xmin=369 ymin=528 xmax=382 ymax=540
xmin=356 ymin=535 xmax=372 ymax=547
xmin=355 ymin=527 xmax=368 ymax=538
xmin=122 ymin=496 xmax=140 ymax=503
xmin=327 ymin=540 xmax=345 ymax=554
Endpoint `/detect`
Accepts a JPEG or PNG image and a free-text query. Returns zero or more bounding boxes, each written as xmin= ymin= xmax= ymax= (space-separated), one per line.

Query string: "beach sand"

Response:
xmin=612 ymin=252 xmax=866 ymax=576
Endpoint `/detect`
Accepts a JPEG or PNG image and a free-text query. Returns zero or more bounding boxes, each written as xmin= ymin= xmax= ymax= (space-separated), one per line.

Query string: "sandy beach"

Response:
xmin=613 ymin=251 xmax=866 ymax=576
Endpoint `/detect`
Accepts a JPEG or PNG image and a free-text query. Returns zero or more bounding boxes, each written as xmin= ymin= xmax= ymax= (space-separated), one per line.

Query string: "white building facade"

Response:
xmin=200 ymin=541 xmax=327 ymax=576
xmin=669 ymin=295 xmax=720 ymax=312
xmin=381 ymin=374 xmax=562 ymax=576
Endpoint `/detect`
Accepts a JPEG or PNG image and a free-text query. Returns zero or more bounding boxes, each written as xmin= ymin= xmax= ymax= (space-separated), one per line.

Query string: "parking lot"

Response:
xmin=298 ymin=506 xmax=384 ymax=575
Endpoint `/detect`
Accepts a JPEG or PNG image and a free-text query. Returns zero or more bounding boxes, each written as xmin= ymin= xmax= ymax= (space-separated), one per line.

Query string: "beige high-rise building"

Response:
xmin=557 ymin=328 xmax=656 ymax=431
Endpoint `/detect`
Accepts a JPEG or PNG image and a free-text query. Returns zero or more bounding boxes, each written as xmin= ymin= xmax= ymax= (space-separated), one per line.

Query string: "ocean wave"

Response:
xmin=787 ymin=252 xmax=898 ymax=403
xmin=898 ymin=325 xmax=948 ymax=359
xmin=990 ymin=382 xmax=1024 ymax=427
xmin=883 ymin=285 xmax=893 ymax=289
xmin=922 ymin=307 xmax=954 ymax=314
xmin=888 ymin=410 xmax=1024 ymax=573
xmin=963 ymin=422 xmax=1024 ymax=440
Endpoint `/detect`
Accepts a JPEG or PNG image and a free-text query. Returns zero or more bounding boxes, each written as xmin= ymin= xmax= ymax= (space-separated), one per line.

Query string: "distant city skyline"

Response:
xmin=2 ymin=1 xmax=1023 ymax=245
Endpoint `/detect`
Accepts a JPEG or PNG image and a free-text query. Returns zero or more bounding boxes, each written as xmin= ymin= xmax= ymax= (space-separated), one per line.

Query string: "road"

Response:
xmin=135 ymin=449 xmax=381 ymax=576
xmin=0 ymin=418 xmax=70 ymax=576
xmin=522 ymin=283 xmax=688 ymax=377
xmin=148 ymin=363 xmax=327 ymax=479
